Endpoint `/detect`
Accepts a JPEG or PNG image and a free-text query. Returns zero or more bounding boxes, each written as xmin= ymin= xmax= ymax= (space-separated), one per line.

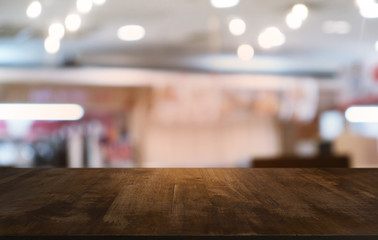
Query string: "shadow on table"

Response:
xmin=251 ymin=155 xmax=350 ymax=168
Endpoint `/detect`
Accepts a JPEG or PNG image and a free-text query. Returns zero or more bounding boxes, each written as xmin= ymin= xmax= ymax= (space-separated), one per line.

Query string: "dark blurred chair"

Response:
xmin=251 ymin=155 xmax=349 ymax=168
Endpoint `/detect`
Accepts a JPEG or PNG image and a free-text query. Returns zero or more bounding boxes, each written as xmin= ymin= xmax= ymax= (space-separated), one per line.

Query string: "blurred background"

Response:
xmin=0 ymin=0 xmax=377 ymax=168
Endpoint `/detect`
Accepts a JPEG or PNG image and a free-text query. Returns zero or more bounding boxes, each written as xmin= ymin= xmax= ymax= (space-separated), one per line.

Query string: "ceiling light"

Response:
xmin=210 ymin=0 xmax=239 ymax=8
xmin=345 ymin=106 xmax=378 ymax=123
xmin=44 ymin=37 xmax=60 ymax=54
xmin=0 ymin=104 xmax=84 ymax=121
xmin=237 ymin=44 xmax=254 ymax=61
xmin=65 ymin=14 xmax=82 ymax=32
xmin=229 ymin=18 xmax=246 ymax=36
xmin=357 ymin=0 xmax=378 ymax=18
xmin=49 ymin=23 xmax=65 ymax=40
xmin=322 ymin=21 xmax=351 ymax=34
xmin=26 ymin=1 xmax=42 ymax=18
xmin=77 ymin=0 xmax=93 ymax=14
xmin=291 ymin=4 xmax=308 ymax=21
xmin=360 ymin=4 xmax=378 ymax=18
xmin=334 ymin=21 xmax=351 ymax=34
xmin=258 ymin=27 xmax=286 ymax=49
xmin=355 ymin=0 xmax=368 ymax=8
xmin=356 ymin=0 xmax=375 ymax=9
xmin=286 ymin=12 xmax=302 ymax=29
xmin=93 ymin=0 xmax=106 ymax=6
xmin=117 ymin=25 xmax=145 ymax=41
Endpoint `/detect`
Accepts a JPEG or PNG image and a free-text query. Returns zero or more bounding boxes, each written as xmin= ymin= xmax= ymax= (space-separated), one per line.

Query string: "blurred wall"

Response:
xmin=142 ymin=115 xmax=281 ymax=167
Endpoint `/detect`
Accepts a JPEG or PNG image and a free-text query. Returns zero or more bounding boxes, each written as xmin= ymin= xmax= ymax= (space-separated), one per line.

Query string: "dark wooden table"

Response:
xmin=0 ymin=168 xmax=377 ymax=239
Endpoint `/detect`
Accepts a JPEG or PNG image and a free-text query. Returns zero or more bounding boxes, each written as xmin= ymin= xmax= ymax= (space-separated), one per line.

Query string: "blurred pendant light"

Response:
xmin=286 ymin=3 xmax=308 ymax=30
xmin=117 ymin=25 xmax=145 ymax=41
xmin=210 ymin=0 xmax=239 ymax=8
xmin=44 ymin=37 xmax=60 ymax=54
xmin=26 ymin=1 xmax=42 ymax=18
xmin=65 ymin=14 xmax=82 ymax=32
xmin=49 ymin=23 xmax=65 ymax=40
xmin=286 ymin=12 xmax=302 ymax=29
xmin=237 ymin=44 xmax=254 ymax=61
xmin=258 ymin=27 xmax=285 ymax=49
xmin=292 ymin=4 xmax=308 ymax=21
xmin=357 ymin=0 xmax=378 ymax=18
xmin=229 ymin=18 xmax=246 ymax=36
xmin=77 ymin=0 xmax=93 ymax=14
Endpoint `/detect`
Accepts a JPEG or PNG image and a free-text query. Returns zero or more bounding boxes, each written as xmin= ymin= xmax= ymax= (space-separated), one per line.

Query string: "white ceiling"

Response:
xmin=0 ymin=0 xmax=377 ymax=76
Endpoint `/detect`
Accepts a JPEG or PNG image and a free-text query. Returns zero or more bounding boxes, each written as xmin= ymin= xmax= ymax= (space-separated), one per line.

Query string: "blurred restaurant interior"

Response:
xmin=0 ymin=0 xmax=377 ymax=168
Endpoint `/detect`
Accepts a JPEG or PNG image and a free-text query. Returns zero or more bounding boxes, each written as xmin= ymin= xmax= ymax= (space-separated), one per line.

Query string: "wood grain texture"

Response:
xmin=0 ymin=168 xmax=377 ymax=239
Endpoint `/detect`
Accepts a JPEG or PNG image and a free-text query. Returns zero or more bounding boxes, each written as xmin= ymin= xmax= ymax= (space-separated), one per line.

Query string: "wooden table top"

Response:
xmin=0 ymin=168 xmax=377 ymax=239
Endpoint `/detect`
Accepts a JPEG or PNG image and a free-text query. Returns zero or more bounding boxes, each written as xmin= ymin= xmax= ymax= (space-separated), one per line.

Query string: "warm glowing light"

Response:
xmin=286 ymin=3 xmax=308 ymax=30
xmin=357 ymin=0 xmax=378 ymax=18
xmin=345 ymin=106 xmax=378 ymax=123
xmin=355 ymin=0 xmax=372 ymax=8
xmin=77 ymin=0 xmax=93 ymax=14
xmin=49 ymin=23 xmax=65 ymax=40
xmin=360 ymin=4 xmax=378 ymax=18
xmin=26 ymin=1 xmax=42 ymax=18
xmin=210 ymin=0 xmax=239 ymax=8
xmin=65 ymin=14 xmax=82 ymax=32
xmin=229 ymin=18 xmax=246 ymax=36
xmin=0 ymin=104 xmax=84 ymax=121
xmin=117 ymin=25 xmax=145 ymax=41
xmin=286 ymin=12 xmax=302 ymax=29
xmin=258 ymin=27 xmax=285 ymax=49
xmin=356 ymin=0 xmax=375 ymax=9
xmin=44 ymin=37 xmax=60 ymax=54
xmin=237 ymin=44 xmax=254 ymax=61
xmin=292 ymin=4 xmax=308 ymax=21
xmin=93 ymin=0 xmax=106 ymax=5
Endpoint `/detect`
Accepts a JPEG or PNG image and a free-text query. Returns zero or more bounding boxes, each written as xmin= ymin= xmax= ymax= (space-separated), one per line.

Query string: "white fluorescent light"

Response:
xmin=345 ymin=106 xmax=378 ymax=123
xmin=0 ymin=104 xmax=85 ymax=121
